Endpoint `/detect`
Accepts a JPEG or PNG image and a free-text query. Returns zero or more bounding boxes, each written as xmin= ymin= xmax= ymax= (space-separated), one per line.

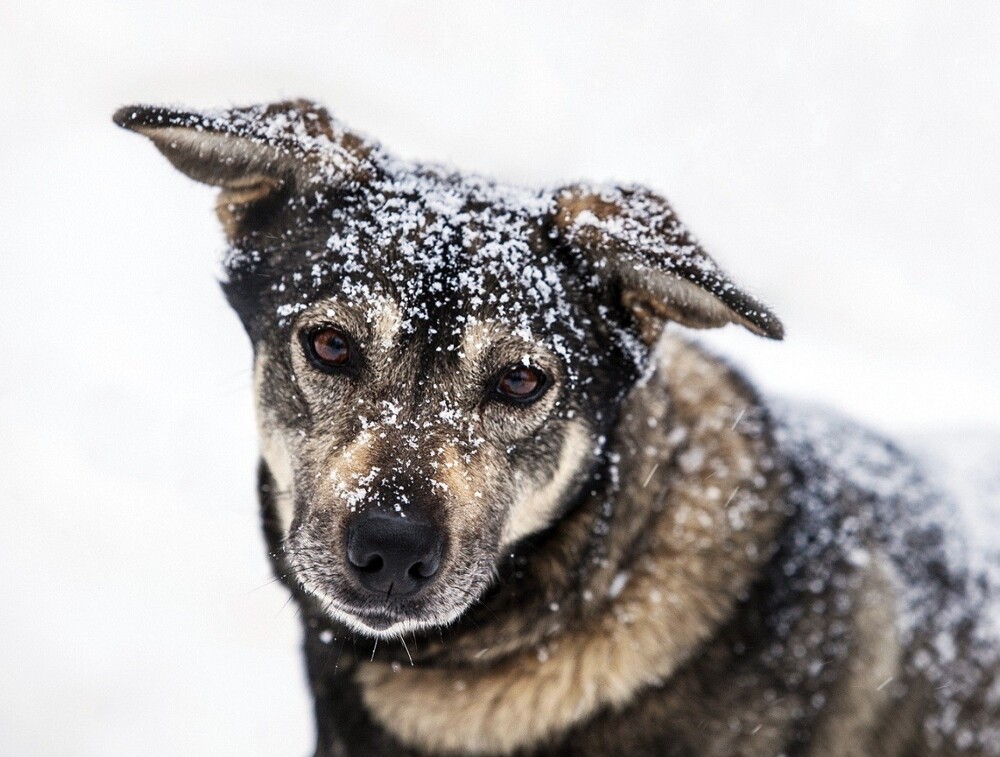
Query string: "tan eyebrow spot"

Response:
xmin=459 ymin=320 xmax=499 ymax=362
xmin=366 ymin=296 xmax=403 ymax=349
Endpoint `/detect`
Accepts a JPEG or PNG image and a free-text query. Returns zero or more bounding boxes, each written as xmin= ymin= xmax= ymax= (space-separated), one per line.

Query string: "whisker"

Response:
xmin=276 ymin=593 xmax=295 ymax=617
xmin=244 ymin=573 xmax=287 ymax=595
xmin=399 ymin=636 xmax=414 ymax=666
xmin=334 ymin=635 xmax=347 ymax=672
xmin=451 ymin=586 xmax=499 ymax=625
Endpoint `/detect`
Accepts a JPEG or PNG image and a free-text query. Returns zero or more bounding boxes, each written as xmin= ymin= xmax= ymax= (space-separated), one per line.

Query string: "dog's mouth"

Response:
xmin=321 ymin=596 xmax=473 ymax=639
xmin=294 ymin=571 xmax=483 ymax=639
xmin=351 ymin=610 xmax=396 ymax=632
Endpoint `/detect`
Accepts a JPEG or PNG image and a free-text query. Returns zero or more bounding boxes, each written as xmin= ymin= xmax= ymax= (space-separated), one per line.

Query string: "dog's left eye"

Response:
xmin=305 ymin=327 xmax=353 ymax=370
xmin=494 ymin=364 xmax=548 ymax=404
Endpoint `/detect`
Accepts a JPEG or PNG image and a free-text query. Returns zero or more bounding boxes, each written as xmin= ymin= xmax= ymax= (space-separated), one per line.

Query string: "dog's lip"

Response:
xmin=319 ymin=592 xmax=422 ymax=630
xmin=299 ymin=574 xmax=424 ymax=617
xmin=349 ymin=609 xmax=398 ymax=630
xmin=297 ymin=569 xmax=490 ymax=635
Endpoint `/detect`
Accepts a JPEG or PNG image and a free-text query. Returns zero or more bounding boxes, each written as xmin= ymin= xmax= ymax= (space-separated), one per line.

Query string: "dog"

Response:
xmin=115 ymin=100 xmax=999 ymax=755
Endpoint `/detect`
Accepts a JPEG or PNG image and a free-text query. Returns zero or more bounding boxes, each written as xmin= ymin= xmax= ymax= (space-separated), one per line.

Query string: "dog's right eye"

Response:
xmin=493 ymin=364 xmax=549 ymax=405
xmin=305 ymin=327 xmax=353 ymax=371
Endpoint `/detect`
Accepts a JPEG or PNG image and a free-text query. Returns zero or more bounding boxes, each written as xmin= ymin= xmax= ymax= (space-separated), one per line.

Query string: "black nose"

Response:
xmin=346 ymin=511 xmax=443 ymax=597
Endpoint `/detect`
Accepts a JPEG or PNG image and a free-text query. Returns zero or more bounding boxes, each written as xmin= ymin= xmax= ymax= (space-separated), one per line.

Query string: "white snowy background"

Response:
xmin=2 ymin=2 xmax=998 ymax=755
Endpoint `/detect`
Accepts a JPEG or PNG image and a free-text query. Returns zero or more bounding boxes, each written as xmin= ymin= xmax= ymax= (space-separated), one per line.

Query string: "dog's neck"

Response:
xmin=275 ymin=335 xmax=787 ymax=754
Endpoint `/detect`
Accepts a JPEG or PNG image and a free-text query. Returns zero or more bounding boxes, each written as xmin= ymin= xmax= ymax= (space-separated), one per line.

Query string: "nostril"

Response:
xmin=354 ymin=554 xmax=384 ymax=574
xmin=408 ymin=558 xmax=439 ymax=580
xmin=347 ymin=537 xmax=386 ymax=574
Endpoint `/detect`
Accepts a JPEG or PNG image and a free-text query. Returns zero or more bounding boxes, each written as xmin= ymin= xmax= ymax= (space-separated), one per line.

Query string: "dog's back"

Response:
xmin=772 ymin=403 xmax=1000 ymax=753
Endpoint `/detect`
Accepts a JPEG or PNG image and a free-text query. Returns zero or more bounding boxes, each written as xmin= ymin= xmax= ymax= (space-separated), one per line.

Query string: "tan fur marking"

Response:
xmin=365 ymin=296 xmax=402 ymax=350
xmin=435 ymin=443 xmax=483 ymax=504
xmin=622 ymin=289 xmax=673 ymax=345
xmin=254 ymin=349 xmax=295 ymax=532
xmin=360 ymin=597 xmax=700 ymax=752
xmin=319 ymin=434 xmax=381 ymax=509
xmin=459 ymin=320 xmax=497 ymax=363
xmin=553 ymin=189 xmax=622 ymax=227
xmin=501 ymin=421 xmax=590 ymax=547
xmin=357 ymin=549 xmax=732 ymax=754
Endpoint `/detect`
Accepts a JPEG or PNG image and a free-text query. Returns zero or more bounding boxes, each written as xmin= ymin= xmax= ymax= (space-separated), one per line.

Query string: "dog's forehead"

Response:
xmin=253 ymin=165 xmax=594 ymax=355
xmin=323 ymin=170 xmax=561 ymax=323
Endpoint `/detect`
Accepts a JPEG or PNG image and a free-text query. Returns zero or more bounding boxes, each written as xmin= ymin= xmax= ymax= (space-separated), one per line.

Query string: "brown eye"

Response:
xmin=307 ymin=327 xmax=352 ymax=369
xmin=495 ymin=364 xmax=548 ymax=404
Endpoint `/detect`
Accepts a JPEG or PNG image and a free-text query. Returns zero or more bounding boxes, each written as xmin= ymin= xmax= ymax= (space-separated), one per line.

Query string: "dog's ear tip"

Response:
xmin=755 ymin=313 xmax=785 ymax=340
xmin=764 ymin=322 xmax=786 ymax=341
xmin=744 ymin=309 xmax=784 ymax=340
xmin=112 ymin=105 xmax=143 ymax=130
xmin=112 ymin=104 xmax=180 ymax=133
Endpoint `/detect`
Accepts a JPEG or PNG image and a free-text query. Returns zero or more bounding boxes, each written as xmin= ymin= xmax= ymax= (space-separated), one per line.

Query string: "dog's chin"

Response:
xmin=325 ymin=603 xmax=470 ymax=640
xmin=299 ymin=579 xmax=475 ymax=640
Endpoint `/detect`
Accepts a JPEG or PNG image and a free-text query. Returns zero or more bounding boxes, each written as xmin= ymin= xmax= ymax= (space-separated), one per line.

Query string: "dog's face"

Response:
xmin=245 ymin=175 xmax=633 ymax=637
xmin=116 ymin=100 xmax=781 ymax=638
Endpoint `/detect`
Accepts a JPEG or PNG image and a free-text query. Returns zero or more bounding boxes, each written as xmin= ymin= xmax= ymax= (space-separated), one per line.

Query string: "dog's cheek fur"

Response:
xmin=502 ymin=419 xmax=593 ymax=546
xmin=253 ymin=337 xmax=357 ymax=538
xmin=253 ymin=346 xmax=305 ymax=534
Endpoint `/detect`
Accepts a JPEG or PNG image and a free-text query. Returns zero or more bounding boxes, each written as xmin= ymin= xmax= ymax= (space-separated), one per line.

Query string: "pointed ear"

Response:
xmin=553 ymin=184 xmax=783 ymax=342
xmin=113 ymin=100 xmax=377 ymax=237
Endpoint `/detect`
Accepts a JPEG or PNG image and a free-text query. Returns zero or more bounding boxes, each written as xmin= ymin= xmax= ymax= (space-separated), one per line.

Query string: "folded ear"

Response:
xmin=113 ymin=100 xmax=376 ymax=237
xmin=553 ymin=184 xmax=783 ymax=343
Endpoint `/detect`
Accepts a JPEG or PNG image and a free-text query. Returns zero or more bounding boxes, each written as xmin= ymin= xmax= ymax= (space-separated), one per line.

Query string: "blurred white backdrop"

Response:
xmin=2 ymin=2 xmax=999 ymax=755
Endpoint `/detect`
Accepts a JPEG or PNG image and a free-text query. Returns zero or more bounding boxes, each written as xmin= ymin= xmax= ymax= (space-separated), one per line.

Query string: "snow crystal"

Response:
xmin=608 ymin=571 xmax=630 ymax=599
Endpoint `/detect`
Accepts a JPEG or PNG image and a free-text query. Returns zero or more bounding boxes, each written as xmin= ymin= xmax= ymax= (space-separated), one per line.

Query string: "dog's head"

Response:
xmin=116 ymin=100 xmax=781 ymax=638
